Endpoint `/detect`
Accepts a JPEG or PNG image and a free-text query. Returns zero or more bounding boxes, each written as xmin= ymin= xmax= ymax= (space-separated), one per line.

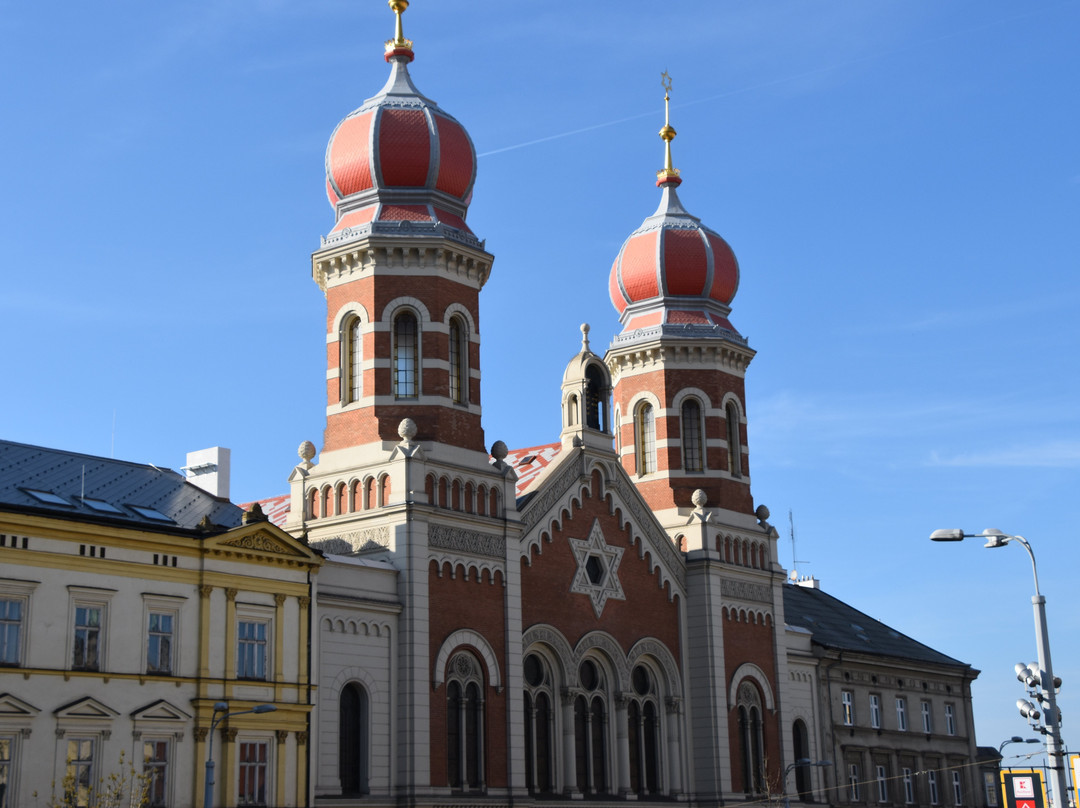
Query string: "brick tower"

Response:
xmin=605 ymin=77 xmax=789 ymax=800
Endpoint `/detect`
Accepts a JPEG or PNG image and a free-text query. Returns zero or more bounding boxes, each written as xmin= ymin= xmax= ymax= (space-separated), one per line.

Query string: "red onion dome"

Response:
xmin=324 ymin=7 xmax=476 ymax=222
xmin=609 ymin=183 xmax=741 ymax=334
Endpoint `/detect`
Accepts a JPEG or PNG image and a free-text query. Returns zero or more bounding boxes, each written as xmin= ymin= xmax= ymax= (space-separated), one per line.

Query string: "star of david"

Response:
xmin=568 ymin=518 xmax=625 ymax=617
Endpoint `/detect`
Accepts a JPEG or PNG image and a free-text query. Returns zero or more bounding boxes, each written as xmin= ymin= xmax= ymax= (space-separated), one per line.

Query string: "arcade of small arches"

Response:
xmin=306 ymin=474 xmax=392 ymax=520
xmin=429 ymin=558 xmax=505 ymax=585
xmin=722 ymin=606 xmax=773 ymax=625
xmin=425 ymin=472 xmax=503 ymax=518
xmin=718 ymin=533 xmax=771 ymax=569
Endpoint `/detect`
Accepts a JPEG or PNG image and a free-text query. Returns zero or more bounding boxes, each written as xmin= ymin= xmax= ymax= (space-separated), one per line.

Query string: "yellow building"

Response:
xmin=0 ymin=440 xmax=322 ymax=808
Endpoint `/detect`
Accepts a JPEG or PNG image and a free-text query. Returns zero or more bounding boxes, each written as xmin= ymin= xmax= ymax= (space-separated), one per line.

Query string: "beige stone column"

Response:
xmin=275 ymin=730 xmax=288 ymax=805
xmin=297 ymin=597 xmax=310 ymax=685
xmin=198 ymin=585 xmax=213 ymax=679
xmin=225 ymin=588 xmax=238 ymax=682
xmin=274 ymin=594 xmax=286 ymax=683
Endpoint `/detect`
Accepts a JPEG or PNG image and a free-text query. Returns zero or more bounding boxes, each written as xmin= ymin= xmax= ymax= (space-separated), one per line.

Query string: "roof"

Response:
xmin=783 ymin=582 xmax=970 ymax=669
xmin=0 ymin=439 xmax=243 ymax=532
xmin=241 ymin=441 xmax=564 ymax=529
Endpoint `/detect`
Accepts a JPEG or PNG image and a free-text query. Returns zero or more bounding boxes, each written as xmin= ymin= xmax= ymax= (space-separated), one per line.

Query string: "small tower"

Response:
xmin=313 ymin=0 xmax=493 ymax=464
xmin=559 ymin=324 xmax=614 ymax=451
xmin=606 ymin=73 xmax=757 ymax=531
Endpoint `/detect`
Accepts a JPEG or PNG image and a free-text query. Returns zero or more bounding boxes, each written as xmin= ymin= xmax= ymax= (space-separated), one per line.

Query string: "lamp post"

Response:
xmin=204 ymin=701 xmax=276 ymax=808
xmin=930 ymin=528 xmax=1068 ymax=808
xmin=782 ymin=758 xmax=832 ymax=808
xmin=999 ymin=736 xmax=1041 ymax=754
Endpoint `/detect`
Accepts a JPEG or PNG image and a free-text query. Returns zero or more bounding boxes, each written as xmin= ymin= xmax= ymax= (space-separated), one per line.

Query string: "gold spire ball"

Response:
xmin=656 ymin=71 xmax=681 ymax=186
xmin=386 ymin=0 xmax=413 ymax=54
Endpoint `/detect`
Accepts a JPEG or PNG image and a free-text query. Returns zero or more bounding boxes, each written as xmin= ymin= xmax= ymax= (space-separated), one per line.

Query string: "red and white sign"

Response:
xmin=1014 ymin=777 xmax=1036 ymax=799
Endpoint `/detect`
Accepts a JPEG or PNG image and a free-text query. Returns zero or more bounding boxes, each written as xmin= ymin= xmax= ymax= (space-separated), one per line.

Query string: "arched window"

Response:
xmin=681 ymin=398 xmax=704 ymax=472
xmin=523 ymin=652 xmax=555 ymax=794
xmin=393 ymin=311 xmax=419 ymax=399
xmin=793 ymin=719 xmax=811 ymax=801
xmin=574 ymin=659 xmax=609 ymax=795
xmin=726 ymin=401 xmax=743 ymax=477
xmin=449 ymin=316 xmax=468 ymax=404
xmin=737 ymin=681 xmax=765 ymax=794
xmin=584 ymin=363 xmax=608 ymax=431
xmin=447 ymin=652 xmax=485 ymax=792
xmin=339 ymin=683 xmax=369 ymax=796
xmin=628 ymin=664 xmax=661 ymax=795
xmin=342 ymin=316 xmax=362 ymax=405
xmin=636 ymin=403 xmax=656 ymax=476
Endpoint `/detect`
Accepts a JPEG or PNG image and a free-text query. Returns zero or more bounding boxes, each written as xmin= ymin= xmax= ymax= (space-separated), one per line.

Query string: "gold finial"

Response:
xmin=657 ymin=70 xmax=681 ymax=184
xmin=386 ymin=0 xmax=414 ymax=53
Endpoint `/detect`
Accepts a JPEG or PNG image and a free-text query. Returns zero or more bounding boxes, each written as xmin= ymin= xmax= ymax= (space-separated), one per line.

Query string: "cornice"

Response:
xmin=312 ymin=239 xmax=492 ymax=292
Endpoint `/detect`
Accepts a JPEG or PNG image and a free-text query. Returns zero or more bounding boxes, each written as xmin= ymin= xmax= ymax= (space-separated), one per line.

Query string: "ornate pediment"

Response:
xmin=219 ymin=530 xmax=297 ymax=556
xmin=131 ymin=699 xmax=191 ymax=723
xmin=55 ymin=696 xmax=119 ymax=720
xmin=0 ymin=692 xmax=40 ymax=718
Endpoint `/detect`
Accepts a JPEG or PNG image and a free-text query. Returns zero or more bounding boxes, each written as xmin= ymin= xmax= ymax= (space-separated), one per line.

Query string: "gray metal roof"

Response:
xmin=783 ymin=583 xmax=970 ymax=669
xmin=0 ymin=439 xmax=243 ymax=532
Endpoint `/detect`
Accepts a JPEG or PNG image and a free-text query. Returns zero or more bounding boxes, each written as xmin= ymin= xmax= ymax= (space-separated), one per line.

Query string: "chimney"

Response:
xmin=182 ymin=447 xmax=231 ymax=499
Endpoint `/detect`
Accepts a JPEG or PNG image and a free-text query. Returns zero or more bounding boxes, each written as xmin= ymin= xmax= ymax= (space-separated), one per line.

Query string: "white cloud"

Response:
xmin=927 ymin=441 xmax=1080 ymax=468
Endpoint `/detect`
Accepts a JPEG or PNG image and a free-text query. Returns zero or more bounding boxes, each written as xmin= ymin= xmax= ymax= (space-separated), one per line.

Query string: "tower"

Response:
xmin=606 ymin=74 xmax=755 ymax=531
xmin=605 ymin=77 xmax=788 ymax=800
xmin=314 ymin=0 xmax=491 ymax=462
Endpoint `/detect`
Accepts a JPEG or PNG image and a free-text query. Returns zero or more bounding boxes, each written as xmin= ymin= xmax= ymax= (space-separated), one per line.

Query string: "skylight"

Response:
xmin=128 ymin=505 xmax=174 ymax=523
xmin=23 ymin=488 xmax=72 ymax=506
xmin=80 ymin=497 xmax=124 ymax=514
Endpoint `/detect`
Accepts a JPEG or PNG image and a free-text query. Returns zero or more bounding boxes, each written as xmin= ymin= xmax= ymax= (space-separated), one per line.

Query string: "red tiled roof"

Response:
xmin=237 ymin=493 xmax=290 ymax=528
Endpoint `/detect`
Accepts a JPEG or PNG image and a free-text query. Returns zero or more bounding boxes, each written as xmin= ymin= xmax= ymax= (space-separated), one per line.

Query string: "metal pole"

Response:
xmin=1032 ymin=593 xmax=1069 ymax=808
xmin=204 ymin=716 xmax=217 ymax=808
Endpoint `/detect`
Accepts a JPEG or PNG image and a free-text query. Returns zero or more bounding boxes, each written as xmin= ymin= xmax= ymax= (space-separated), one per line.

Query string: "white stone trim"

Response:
xmin=728 ymin=662 xmax=776 ymax=712
xmin=432 ymin=629 xmax=502 ymax=691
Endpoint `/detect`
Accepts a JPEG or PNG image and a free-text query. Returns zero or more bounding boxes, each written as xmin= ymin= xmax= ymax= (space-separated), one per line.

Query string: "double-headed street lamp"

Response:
xmin=999 ymin=736 xmax=1041 ymax=754
xmin=930 ymin=528 xmax=1068 ymax=808
xmin=204 ymin=701 xmax=276 ymax=808
xmin=782 ymin=758 xmax=833 ymax=808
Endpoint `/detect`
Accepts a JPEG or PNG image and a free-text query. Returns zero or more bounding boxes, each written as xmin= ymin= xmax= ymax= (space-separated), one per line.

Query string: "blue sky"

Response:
xmin=2 ymin=0 xmax=1078 ymax=780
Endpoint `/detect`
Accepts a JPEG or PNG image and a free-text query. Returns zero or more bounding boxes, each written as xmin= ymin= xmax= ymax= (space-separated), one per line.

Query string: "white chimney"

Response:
xmin=183 ymin=447 xmax=231 ymax=499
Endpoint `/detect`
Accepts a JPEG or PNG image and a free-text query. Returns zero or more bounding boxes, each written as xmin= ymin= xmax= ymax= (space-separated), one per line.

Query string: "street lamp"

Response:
xmin=999 ymin=736 xmax=1041 ymax=754
xmin=204 ymin=701 xmax=276 ymax=808
xmin=782 ymin=758 xmax=832 ymax=808
xmin=930 ymin=528 xmax=1068 ymax=808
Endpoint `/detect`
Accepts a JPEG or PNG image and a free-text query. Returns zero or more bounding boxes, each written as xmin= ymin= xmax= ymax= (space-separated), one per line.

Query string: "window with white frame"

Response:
xmin=142 ymin=739 xmax=169 ymax=808
xmin=0 ymin=598 xmax=24 ymax=667
xmin=342 ymin=315 xmax=363 ymax=406
xmin=446 ymin=651 xmax=485 ymax=792
xmin=393 ymin=311 xmax=419 ymax=399
xmin=523 ymin=652 xmax=555 ymax=795
xmin=681 ymin=398 xmax=704 ymax=472
xmin=928 ymin=771 xmax=940 ymax=805
xmin=841 ymin=690 xmax=854 ymax=726
xmin=983 ymin=772 xmax=998 ymax=807
xmin=945 ymin=703 xmax=956 ymax=736
xmin=237 ymin=620 xmax=268 ymax=680
xmin=726 ymin=401 xmax=743 ymax=477
xmin=237 ymin=740 xmax=269 ymax=806
xmin=869 ymin=694 xmax=881 ymax=729
xmin=896 ymin=697 xmax=907 ymax=731
xmin=952 ymin=771 xmax=963 ymax=806
xmin=876 ymin=765 xmax=888 ymax=803
xmin=903 ymin=769 xmax=914 ymax=804
xmin=73 ymin=605 xmax=103 ymax=671
xmin=147 ymin=612 xmax=174 ymax=675
xmin=0 ymin=736 xmax=12 ymax=808
xmin=636 ymin=403 xmax=656 ymax=476
xmin=66 ymin=737 xmax=96 ymax=808
xmin=848 ymin=764 xmax=860 ymax=802
xmin=449 ymin=315 xmax=468 ymax=405
xmin=921 ymin=701 xmax=932 ymax=733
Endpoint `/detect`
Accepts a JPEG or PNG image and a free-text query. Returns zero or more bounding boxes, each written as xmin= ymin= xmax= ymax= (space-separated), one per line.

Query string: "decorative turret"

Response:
xmin=559 ymin=324 xmax=613 ymax=451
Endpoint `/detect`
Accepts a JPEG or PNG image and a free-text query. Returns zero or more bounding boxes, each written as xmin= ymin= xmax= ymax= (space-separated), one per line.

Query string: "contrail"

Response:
xmin=477 ymin=2 xmax=1069 ymax=160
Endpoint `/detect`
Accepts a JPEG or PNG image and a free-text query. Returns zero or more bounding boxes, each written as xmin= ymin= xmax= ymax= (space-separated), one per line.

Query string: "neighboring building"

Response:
xmin=783 ymin=577 xmax=981 ymax=808
xmin=0 ymin=440 xmax=321 ymax=808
